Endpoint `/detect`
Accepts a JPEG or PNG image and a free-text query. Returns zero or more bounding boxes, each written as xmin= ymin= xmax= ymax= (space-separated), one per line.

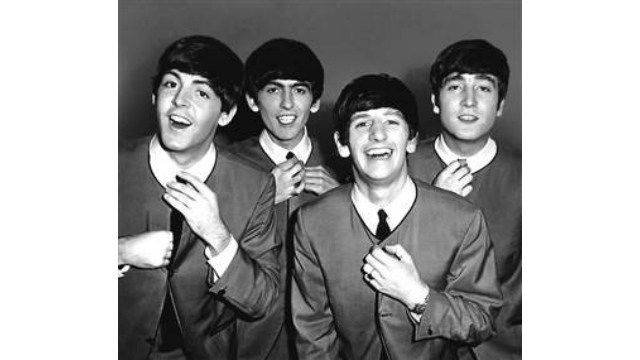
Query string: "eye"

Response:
xmin=354 ymin=120 xmax=371 ymax=129
xmin=162 ymin=80 xmax=177 ymax=88
xmin=264 ymin=86 xmax=279 ymax=94
xmin=477 ymin=84 xmax=493 ymax=93
xmin=386 ymin=118 xmax=401 ymax=126
xmin=294 ymin=86 xmax=308 ymax=95
xmin=445 ymin=83 xmax=461 ymax=91
xmin=197 ymin=90 xmax=210 ymax=99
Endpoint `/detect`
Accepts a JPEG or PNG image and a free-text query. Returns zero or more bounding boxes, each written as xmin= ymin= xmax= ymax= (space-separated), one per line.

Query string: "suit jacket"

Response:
xmin=292 ymin=181 xmax=502 ymax=360
xmin=225 ymin=135 xmax=335 ymax=360
xmin=408 ymin=138 xmax=522 ymax=359
xmin=119 ymin=136 xmax=280 ymax=360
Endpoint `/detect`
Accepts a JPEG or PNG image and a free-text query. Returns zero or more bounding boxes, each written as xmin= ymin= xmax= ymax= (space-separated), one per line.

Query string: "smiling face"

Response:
xmin=154 ymin=69 xmax=235 ymax=163
xmin=335 ymin=107 xmax=417 ymax=187
xmin=247 ymin=79 xmax=320 ymax=150
xmin=434 ymin=73 xmax=504 ymax=153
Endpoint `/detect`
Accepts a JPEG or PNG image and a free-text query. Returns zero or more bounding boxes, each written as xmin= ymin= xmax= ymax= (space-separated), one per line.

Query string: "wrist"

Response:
xmin=406 ymin=283 xmax=430 ymax=312
xmin=204 ymin=229 xmax=232 ymax=254
xmin=118 ymin=237 xmax=128 ymax=266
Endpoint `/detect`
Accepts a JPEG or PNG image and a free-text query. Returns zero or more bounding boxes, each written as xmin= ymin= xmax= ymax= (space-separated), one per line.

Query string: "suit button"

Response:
xmin=427 ymin=328 xmax=433 ymax=335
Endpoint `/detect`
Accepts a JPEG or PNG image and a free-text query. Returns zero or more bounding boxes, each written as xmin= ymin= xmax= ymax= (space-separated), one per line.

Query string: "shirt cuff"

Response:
xmin=118 ymin=265 xmax=130 ymax=278
xmin=204 ymin=236 xmax=238 ymax=282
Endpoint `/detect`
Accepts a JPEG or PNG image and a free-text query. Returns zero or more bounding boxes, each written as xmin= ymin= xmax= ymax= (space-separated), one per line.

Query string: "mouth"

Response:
xmin=169 ymin=114 xmax=192 ymax=129
xmin=458 ymin=114 xmax=479 ymax=122
xmin=365 ymin=148 xmax=393 ymax=160
xmin=277 ymin=115 xmax=297 ymax=125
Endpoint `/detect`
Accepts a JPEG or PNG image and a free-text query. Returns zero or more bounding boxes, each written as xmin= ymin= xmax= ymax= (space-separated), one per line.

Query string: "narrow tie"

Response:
xmin=169 ymin=209 xmax=183 ymax=266
xmin=375 ymin=209 xmax=391 ymax=241
xmin=286 ymin=151 xmax=295 ymax=160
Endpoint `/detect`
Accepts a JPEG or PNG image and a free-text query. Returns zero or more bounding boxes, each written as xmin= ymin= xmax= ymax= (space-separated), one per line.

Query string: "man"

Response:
xmin=292 ymin=74 xmax=502 ymax=359
xmin=118 ymin=35 xmax=280 ymax=359
xmin=408 ymin=39 xmax=521 ymax=359
xmin=226 ymin=38 xmax=340 ymax=360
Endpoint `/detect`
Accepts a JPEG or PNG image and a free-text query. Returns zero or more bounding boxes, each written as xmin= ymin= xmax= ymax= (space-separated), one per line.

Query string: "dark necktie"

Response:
xmin=169 ymin=209 xmax=183 ymax=266
xmin=286 ymin=151 xmax=295 ymax=160
xmin=375 ymin=209 xmax=391 ymax=241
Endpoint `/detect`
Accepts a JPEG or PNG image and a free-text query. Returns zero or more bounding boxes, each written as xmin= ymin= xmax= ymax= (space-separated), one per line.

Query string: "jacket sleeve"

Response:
xmin=207 ymin=175 xmax=280 ymax=320
xmin=291 ymin=208 xmax=338 ymax=360
xmin=414 ymin=209 xmax=503 ymax=345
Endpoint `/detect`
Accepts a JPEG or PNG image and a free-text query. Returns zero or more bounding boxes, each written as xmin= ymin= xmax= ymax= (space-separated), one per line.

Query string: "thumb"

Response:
xmin=383 ymin=244 xmax=412 ymax=263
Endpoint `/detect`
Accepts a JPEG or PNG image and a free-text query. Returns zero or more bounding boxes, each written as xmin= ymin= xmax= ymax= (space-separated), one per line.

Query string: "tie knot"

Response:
xmin=378 ymin=209 xmax=388 ymax=221
xmin=286 ymin=151 xmax=295 ymax=160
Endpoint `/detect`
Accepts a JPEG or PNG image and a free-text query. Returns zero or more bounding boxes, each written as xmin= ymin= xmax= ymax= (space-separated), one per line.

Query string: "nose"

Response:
xmin=462 ymin=86 xmax=476 ymax=107
xmin=280 ymin=89 xmax=293 ymax=110
xmin=369 ymin=121 xmax=387 ymax=142
xmin=172 ymin=86 xmax=189 ymax=107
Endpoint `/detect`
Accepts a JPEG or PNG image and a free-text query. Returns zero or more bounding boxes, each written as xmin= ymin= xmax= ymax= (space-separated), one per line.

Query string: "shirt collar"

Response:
xmin=350 ymin=177 xmax=417 ymax=234
xmin=148 ymin=134 xmax=217 ymax=188
xmin=259 ymin=127 xmax=312 ymax=164
xmin=434 ymin=134 xmax=497 ymax=173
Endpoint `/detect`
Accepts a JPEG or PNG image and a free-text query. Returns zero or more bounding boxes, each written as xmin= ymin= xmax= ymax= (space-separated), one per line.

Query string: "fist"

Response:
xmin=433 ymin=159 xmax=473 ymax=197
xmin=118 ymin=231 xmax=173 ymax=269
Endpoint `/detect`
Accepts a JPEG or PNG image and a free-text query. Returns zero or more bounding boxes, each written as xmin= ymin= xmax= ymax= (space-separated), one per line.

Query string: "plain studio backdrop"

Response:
xmin=118 ymin=0 xmax=521 ymax=158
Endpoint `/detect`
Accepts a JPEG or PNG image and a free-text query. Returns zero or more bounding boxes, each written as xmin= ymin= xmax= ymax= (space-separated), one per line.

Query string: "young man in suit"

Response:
xmin=292 ymin=74 xmax=502 ymax=359
xmin=408 ymin=39 xmax=521 ymax=359
xmin=118 ymin=35 xmax=280 ymax=360
xmin=226 ymin=38 xmax=340 ymax=360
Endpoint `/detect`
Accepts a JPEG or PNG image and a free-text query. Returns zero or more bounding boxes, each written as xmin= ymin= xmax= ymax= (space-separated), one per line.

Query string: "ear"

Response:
xmin=246 ymin=94 xmax=260 ymax=112
xmin=496 ymin=99 xmax=505 ymax=117
xmin=333 ymin=131 xmax=351 ymax=158
xmin=406 ymin=133 xmax=418 ymax=154
xmin=218 ymin=106 xmax=237 ymax=127
xmin=430 ymin=94 xmax=439 ymax=114
xmin=152 ymin=94 xmax=156 ymax=106
xmin=310 ymin=99 xmax=321 ymax=114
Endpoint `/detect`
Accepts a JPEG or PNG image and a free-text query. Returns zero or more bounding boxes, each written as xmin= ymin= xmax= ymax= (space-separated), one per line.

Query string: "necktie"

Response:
xmin=286 ymin=151 xmax=295 ymax=160
xmin=169 ymin=209 xmax=183 ymax=266
xmin=375 ymin=209 xmax=391 ymax=241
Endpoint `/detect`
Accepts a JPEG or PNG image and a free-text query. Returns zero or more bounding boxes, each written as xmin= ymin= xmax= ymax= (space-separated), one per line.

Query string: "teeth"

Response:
xmin=277 ymin=115 xmax=296 ymax=124
xmin=366 ymin=149 xmax=392 ymax=158
xmin=170 ymin=115 xmax=191 ymax=125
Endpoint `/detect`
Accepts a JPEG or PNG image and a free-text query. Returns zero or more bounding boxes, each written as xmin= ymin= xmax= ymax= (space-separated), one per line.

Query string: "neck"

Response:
xmin=268 ymin=130 xmax=304 ymax=150
xmin=442 ymin=132 xmax=489 ymax=157
xmin=353 ymin=171 xmax=409 ymax=207
xmin=166 ymin=145 xmax=210 ymax=170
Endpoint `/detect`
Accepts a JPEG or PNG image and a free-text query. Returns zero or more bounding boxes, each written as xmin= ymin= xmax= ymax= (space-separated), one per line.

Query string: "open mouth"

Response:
xmin=458 ymin=114 xmax=479 ymax=122
xmin=277 ymin=115 xmax=296 ymax=125
xmin=365 ymin=148 xmax=393 ymax=160
xmin=169 ymin=114 xmax=192 ymax=129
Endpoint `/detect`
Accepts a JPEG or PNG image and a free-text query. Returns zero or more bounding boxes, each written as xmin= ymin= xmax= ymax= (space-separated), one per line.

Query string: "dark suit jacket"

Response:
xmin=119 ymin=136 xmax=280 ymax=360
xmin=408 ymin=139 xmax=522 ymax=359
xmin=292 ymin=181 xmax=502 ymax=360
xmin=225 ymin=135 xmax=335 ymax=360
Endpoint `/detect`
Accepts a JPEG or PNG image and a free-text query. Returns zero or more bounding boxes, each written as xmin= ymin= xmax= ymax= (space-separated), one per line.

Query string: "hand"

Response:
xmin=118 ymin=231 xmax=173 ymax=269
xmin=433 ymin=159 xmax=473 ymax=197
xmin=303 ymin=165 xmax=339 ymax=196
xmin=272 ymin=156 xmax=305 ymax=204
xmin=362 ymin=244 xmax=430 ymax=309
xmin=163 ymin=172 xmax=231 ymax=254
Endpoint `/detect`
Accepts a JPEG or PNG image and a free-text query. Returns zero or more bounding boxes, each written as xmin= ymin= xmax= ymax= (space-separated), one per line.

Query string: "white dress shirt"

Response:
xmin=259 ymin=127 xmax=312 ymax=164
xmin=350 ymin=177 xmax=417 ymax=235
xmin=434 ymin=135 xmax=497 ymax=173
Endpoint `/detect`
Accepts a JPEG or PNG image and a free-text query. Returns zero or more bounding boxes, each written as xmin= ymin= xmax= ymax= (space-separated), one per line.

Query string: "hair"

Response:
xmin=151 ymin=35 xmax=243 ymax=113
xmin=334 ymin=74 xmax=419 ymax=145
xmin=430 ymin=39 xmax=510 ymax=106
xmin=244 ymin=38 xmax=324 ymax=101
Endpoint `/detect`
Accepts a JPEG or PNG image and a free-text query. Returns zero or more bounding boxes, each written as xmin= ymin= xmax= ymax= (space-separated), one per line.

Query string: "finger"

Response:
xmin=461 ymin=184 xmax=473 ymax=197
xmin=163 ymin=193 xmax=190 ymax=217
xmin=277 ymin=157 xmax=299 ymax=171
xmin=459 ymin=172 xmax=473 ymax=186
xmin=293 ymin=177 xmax=306 ymax=195
xmin=362 ymin=263 xmax=374 ymax=275
xmin=441 ymin=160 xmax=462 ymax=176
xmin=452 ymin=165 xmax=472 ymax=180
xmin=383 ymin=244 xmax=412 ymax=263
xmin=370 ymin=246 xmax=395 ymax=266
xmin=176 ymin=172 xmax=208 ymax=194
xmin=166 ymin=181 xmax=199 ymax=202
xmin=286 ymin=162 xmax=305 ymax=177
xmin=164 ymin=187 xmax=197 ymax=209
xmin=364 ymin=253 xmax=387 ymax=276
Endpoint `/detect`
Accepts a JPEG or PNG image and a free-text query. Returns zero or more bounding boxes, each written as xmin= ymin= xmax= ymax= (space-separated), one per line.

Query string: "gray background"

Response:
xmin=119 ymin=0 xmax=521 ymax=153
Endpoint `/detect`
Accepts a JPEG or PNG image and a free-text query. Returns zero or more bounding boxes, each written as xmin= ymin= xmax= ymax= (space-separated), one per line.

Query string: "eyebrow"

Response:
xmin=266 ymin=80 xmax=311 ymax=89
xmin=166 ymin=70 xmax=213 ymax=88
xmin=442 ymin=73 xmax=497 ymax=86
xmin=350 ymin=108 xmax=404 ymax=121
